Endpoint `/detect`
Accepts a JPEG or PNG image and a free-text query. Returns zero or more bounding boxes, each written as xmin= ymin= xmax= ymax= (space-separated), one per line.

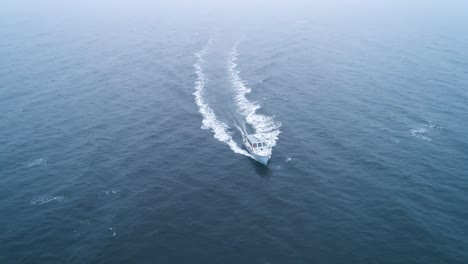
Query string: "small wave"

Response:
xmin=227 ymin=43 xmax=281 ymax=145
xmin=26 ymin=158 xmax=47 ymax=168
xmin=30 ymin=196 xmax=64 ymax=205
xmin=193 ymin=40 xmax=252 ymax=158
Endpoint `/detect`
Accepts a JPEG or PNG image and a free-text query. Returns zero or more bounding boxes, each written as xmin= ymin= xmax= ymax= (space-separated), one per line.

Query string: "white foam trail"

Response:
xmin=228 ymin=43 xmax=281 ymax=145
xmin=193 ymin=41 xmax=252 ymax=158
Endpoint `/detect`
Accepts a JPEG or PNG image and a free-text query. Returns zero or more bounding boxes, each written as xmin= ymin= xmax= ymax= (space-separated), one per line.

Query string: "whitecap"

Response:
xmin=104 ymin=188 xmax=120 ymax=195
xmin=109 ymin=227 xmax=116 ymax=237
xmin=411 ymin=127 xmax=427 ymax=135
xmin=193 ymin=40 xmax=252 ymax=158
xmin=26 ymin=158 xmax=47 ymax=168
xmin=426 ymin=120 xmax=440 ymax=130
xmin=227 ymin=43 xmax=281 ymax=146
xmin=410 ymin=120 xmax=440 ymax=141
xmin=30 ymin=195 xmax=64 ymax=205
xmin=410 ymin=128 xmax=431 ymax=141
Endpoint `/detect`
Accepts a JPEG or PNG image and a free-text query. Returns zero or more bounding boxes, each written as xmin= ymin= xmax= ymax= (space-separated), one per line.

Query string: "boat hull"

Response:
xmin=251 ymin=152 xmax=270 ymax=165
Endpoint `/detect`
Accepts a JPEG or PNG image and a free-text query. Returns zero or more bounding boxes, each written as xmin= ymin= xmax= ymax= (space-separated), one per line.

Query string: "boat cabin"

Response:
xmin=245 ymin=134 xmax=269 ymax=149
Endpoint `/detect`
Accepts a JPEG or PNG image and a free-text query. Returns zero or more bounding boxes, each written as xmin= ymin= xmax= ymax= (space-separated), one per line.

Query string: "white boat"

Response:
xmin=242 ymin=133 xmax=272 ymax=165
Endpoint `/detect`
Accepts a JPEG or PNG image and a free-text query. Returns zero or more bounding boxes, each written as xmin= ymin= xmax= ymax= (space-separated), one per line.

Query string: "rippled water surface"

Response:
xmin=1 ymin=1 xmax=467 ymax=263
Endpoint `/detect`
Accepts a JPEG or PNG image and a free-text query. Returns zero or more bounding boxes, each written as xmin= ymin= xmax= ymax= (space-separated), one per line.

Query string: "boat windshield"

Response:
xmin=246 ymin=137 xmax=269 ymax=149
xmin=253 ymin=142 xmax=268 ymax=148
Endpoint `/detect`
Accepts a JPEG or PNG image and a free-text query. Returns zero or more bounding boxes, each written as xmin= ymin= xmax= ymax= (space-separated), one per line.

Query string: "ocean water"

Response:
xmin=1 ymin=1 xmax=468 ymax=263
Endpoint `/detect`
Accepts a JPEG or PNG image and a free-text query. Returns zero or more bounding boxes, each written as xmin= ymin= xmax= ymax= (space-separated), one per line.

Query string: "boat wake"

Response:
xmin=193 ymin=41 xmax=252 ymax=158
xmin=228 ymin=43 xmax=281 ymax=146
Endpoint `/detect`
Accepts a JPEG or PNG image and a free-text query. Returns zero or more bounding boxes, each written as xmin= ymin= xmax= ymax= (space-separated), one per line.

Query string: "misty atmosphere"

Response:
xmin=1 ymin=1 xmax=467 ymax=263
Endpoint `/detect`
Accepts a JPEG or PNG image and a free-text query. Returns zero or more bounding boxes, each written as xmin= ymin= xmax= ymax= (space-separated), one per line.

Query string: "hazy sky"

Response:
xmin=3 ymin=0 xmax=468 ymax=21
xmin=1 ymin=0 xmax=467 ymax=40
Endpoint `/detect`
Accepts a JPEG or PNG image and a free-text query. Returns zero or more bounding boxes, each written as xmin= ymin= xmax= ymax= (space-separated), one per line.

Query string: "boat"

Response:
xmin=241 ymin=132 xmax=272 ymax=165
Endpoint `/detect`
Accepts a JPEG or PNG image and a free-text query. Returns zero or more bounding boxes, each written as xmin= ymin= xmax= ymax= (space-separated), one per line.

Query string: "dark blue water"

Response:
xmin=1 ymin=1 xmax=468 ymax=263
